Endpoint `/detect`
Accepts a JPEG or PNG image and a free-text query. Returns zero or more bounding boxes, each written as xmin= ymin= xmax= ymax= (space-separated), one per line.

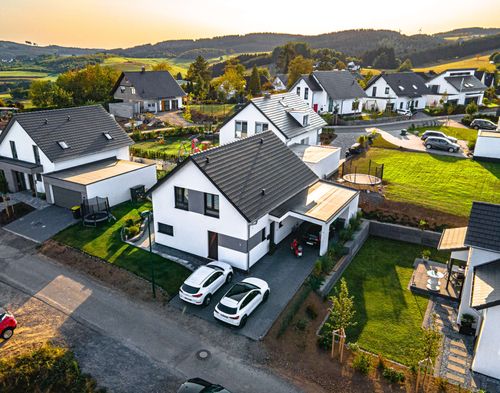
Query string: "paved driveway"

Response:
xmin=170 ymin=238 xmax=318 ymax=340
xmin=3 ymin=206 xmax=78 ymax=243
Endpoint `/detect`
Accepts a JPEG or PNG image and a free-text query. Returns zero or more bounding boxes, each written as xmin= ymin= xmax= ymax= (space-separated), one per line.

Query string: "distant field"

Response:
xmin=0 ymin=70 xmax=49 ymax=78
xmin=414 ymin=54 xmax=496 ymax=73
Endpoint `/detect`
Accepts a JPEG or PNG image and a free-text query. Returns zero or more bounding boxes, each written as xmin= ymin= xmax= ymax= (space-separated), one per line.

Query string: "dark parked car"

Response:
xmin=424 ymin=137 xmax=460 ymax=153
xmin=470 ymin=119 xmax=497 ymax=130
xmin=177 ymin=378 xmax=232 ymax=393
xmin=421 ymin=130 xmax=457 ymax=143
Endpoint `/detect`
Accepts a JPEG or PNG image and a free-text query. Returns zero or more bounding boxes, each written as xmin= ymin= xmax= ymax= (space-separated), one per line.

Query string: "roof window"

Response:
xmin=398 ymin=85 xmax=405 ymax=91
xmin=58 ymin=141 xmax=70 ymax=149
xmin=103 ymin=132 xmax=113 ymax=140
xmin=412 ymin=84 xmax=418 ymax=89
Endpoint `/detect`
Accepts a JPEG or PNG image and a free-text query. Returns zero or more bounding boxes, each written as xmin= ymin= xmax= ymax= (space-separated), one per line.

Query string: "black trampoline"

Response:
xmin=81 ymin=196 xmax=114 ymax=227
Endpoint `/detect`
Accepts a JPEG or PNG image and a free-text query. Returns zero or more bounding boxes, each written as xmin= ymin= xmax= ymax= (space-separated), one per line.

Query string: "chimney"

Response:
xmin=263 ymin=92 xmax=271 ymax=99
xmin=141 ymin=66 xmax=146 ymax=73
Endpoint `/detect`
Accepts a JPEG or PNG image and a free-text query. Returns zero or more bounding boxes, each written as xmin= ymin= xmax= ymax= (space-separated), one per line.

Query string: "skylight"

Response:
xmin=412 ymin=84 xmax=418 ymax=89
xmin=58 ymin=141 xmax=69 ymax=149
xmin=398 ymin=85 xmax=405 ymax=91
xmin=103 ymin=132 xmax=113 ymax=140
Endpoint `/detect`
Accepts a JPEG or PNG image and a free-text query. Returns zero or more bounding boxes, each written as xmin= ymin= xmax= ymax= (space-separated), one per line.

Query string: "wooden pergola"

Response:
xmin=437 ymin=227 xmax=469 ymax=291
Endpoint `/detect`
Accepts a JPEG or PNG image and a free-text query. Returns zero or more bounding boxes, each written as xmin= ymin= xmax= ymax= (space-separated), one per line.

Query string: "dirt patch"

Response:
xmin=359 ymin=192 xmax=468 ymax=229
xmin=265 ymin=290 xmax=465 ymax=393
xmin=0 ymin=202 xmax=35 ymax=226
xmin=39 ymin=240 xmax=169 ymax=304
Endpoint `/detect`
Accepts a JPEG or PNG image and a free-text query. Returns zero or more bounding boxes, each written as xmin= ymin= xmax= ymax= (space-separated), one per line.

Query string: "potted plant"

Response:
xmin=421 ymin=250 xmax=431 ymax=261
xmin=459 ymin=313 xmax=476 ymax=336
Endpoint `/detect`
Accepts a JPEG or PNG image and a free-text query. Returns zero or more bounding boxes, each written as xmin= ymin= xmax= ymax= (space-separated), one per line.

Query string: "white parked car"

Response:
xmin=213 ymin=278 xmax=270 ymax=327
xmin=179 ymin=262 xmax=233 ymax=306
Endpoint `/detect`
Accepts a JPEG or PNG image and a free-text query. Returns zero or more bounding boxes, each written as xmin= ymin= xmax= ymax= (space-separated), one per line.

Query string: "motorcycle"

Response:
xmin=290 ymin=238 xmax=303 ymax=258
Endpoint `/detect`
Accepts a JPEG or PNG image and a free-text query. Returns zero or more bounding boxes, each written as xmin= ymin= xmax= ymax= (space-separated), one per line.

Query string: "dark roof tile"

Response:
xmin=118 ymin=71 xmax=186 ymax=99
xmin=465 ymin=202 xmax=500 ymax=252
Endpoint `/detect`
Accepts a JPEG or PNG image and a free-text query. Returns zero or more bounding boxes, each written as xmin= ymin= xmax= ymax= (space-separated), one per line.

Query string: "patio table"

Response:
xmin=426 ymin=270 xmax=444 ymax=291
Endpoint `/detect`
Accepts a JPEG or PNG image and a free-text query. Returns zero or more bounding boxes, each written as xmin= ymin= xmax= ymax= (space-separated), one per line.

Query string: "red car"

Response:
xmin=0 ymin=308 xmax=17 ymax=340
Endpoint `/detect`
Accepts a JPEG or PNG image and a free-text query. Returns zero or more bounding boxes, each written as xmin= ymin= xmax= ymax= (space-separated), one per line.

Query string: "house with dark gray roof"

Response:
xmin=0 ymin=105 xmax=156 ymax=208
xmin=364 ymin=71 xmax=431 ymax=113
xmin=425 ymin=69 xmax=486 ymax=107
xmin=272 ymin=74 xmax=288 ymax=91
xmin=110 ymin=68 xmax=186 ymax=118
xmin=148 ymin=131 xmax=359 ymax=270
xmin=290 ymin=71 xmax=367 ymax=115
xmin=438 ymin=201 xmax=500 ymax=380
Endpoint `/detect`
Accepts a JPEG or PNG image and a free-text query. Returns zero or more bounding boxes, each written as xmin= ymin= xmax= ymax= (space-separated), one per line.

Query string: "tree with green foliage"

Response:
xmin=275 ymin=42 xmax=312 ymax=73
xmin=397 ymin=58 xmax=413 ymax=71
xmin=247 ymin=65 xmax=261 ymax=95
xmin=329 ymin=278 xmax=357 ymax=332
xmin=287 ymin=56 xmax=314 ymax=88
xmin=335 ymin=60 xmax=347 ymax=70
xmin=151 ymin=61 xmax=173 ymax=72
xmin=29 ymin=80 xmax=55 ymax=108
xmin=466 ymin=101 xmax=478 ymax=116
xmin=186 ymin=55 xmax=212 ymax=100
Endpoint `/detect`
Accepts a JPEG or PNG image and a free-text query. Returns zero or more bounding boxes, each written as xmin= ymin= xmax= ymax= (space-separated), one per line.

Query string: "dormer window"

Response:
xmin=131 ymin=87 xmax=136 ymax=95
xmin=58 ymin=141 xmax=70 ymax=149
xmin=303 ymin=115 xmax=309 ymax=126
xmin=103 ymin=132 xmax=113 ymax=140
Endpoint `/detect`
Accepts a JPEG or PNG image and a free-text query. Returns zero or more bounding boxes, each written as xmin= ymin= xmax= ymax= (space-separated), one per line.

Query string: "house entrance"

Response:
xmin=13 ymin=171 xmax=27 ymax=191
xmin=208 ymin=231 xmax=218 ymax=260
xmin=171 ymin=99 xmax=179 ymax=110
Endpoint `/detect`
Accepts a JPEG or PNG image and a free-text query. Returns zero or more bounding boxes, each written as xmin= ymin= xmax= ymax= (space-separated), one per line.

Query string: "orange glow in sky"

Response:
xmin=1 ymin=0 xmax=499 ymax=48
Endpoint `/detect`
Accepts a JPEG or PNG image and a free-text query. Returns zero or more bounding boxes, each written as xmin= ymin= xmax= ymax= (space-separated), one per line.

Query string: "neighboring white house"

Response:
xmin=290 ymin=71 xmax=367 ymax=115
xmin=364 ymin=72 xmax=430 ymax=112
xmin=425 ymin=69 xmax=487 ymax=107
xmin=438 ymin=202 xmax=500 ymax=380
xmin=110 ymin=68 xmax=186 ymax=117
xmin=148 ymin=131 xmax=359 ymax=271
xmin=272 ymin=74 xmax=288 ymax=91
xmin=473 ymin=130 xmax=500 ymax=161
xmin=0 ymin=105 xmax=156 ymax=208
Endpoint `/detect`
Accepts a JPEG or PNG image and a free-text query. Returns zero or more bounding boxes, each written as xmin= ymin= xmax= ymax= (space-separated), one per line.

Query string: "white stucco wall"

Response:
xmin=426 ymin=70 xmax=484 ymax=106
xmin=471 ymin=306 xmax=500 ymax=379
xmin=305 ymin=148 xmax=341 ymax=178
xmin=85 ymin=164 xmax=157 ymax=207
xmin=364 ymin=77 xmax=426 ymax=112
xmin=293 ymin=79 xmax=314 ymax=108
xmin=474 ymin=133 xmax=500 ymax=160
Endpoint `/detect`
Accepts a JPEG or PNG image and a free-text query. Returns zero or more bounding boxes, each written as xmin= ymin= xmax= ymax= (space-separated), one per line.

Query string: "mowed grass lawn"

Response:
xmin=413 ymin=55 xmax=496 ymax=73
xmin=54 ymin=201 xmax=190 ymax=296
xmin=131 ymin=137 xmax=188 ymax=156
xmin=190 ymin=104 xmax=236 ymax=117
xmin=334 ymin=237 xmax=447 ymax=364
xmin=354 ymin=148 xmax=500 ymax=216
xmin=414 ymin=125 xmax=478 ymax=143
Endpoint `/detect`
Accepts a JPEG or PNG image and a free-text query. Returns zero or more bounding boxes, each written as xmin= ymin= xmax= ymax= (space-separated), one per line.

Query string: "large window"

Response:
xmin=158 ymin=223 xmax=174 ymax=236
xmin=33 ymin=145 xmax=40 ymax=164
xmin=174 ymin=186 xmax=189 ymax=210
xmin=204 ymin=193 xmax=219 ymax=218
xmin=304 ymin=87 xmax=309 ymax=100
xmin=10 ymin=141 xmax=18 ymax=159
xmin=255 ymin=122 xmax=268 ymax=133
xmin=302 ymin=115 xmax=309 ymax=126
xmin=235 ymin=121 xmax=248 ymax=138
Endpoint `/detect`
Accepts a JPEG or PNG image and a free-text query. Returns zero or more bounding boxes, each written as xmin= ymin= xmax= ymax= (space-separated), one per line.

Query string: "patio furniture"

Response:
xmin=426 ymin=269 xmax=444 ymax=291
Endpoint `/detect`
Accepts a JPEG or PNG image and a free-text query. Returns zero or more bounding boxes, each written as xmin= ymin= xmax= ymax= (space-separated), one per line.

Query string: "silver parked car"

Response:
xmin=424 ymin=137 xmax=460 ymax=153
xmin=421 ymin=130 xmax=457 ymax=143
xmin=470 ymin=119 xmax=497 ymax=130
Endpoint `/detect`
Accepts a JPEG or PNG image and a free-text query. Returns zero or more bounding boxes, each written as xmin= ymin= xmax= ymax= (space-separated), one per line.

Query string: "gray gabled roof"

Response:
xmin=149 ymin=131 xmax=318 ymax=222
xmin=444 ymin=75 xmax=487 ymax=92
xmin=0 ymin=105 xmax=133 ymax=163
xmin=465 ymin=202 xmax=500 ymax=253
xmin=367 ymin=72 xmax=431 ymax=98
xmin=275 ymin=73 xmax=288 ymax=86
xmin=251 ymin=92 xmax=327 ymax=140
xmin=117 ymin=71 xmax=186 ymax=99
xmin=294 ymin=74 xmax=322 ymax=92
xmin=472 ymin=259 xmax=500 ymax=310
xmin=312 ymin=71 xmax=367 ymax=100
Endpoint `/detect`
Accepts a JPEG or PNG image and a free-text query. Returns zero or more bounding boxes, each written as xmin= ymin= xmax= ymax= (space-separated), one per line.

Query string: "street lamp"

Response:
xmin=141 ymin=210 xmax=156 ymax=298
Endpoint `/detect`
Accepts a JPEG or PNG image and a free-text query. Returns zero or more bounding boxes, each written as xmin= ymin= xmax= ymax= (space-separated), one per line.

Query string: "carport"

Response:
xmin=270 ymin=180 xmax=359 ymax=256
xmin=0 ymin=156 xmax=43 ymax=194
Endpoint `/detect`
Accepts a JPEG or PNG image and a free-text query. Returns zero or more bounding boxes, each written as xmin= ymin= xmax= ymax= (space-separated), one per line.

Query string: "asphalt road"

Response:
xmin=0 ymin=229 xmax=304 ymax=393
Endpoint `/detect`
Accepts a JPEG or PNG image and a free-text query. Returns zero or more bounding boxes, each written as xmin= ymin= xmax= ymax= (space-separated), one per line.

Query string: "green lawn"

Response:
xmin=414 ymin=125 xmax=478 ymax=143
xmin=53 ymin=201 xmax=190 ymax=296
xmin=131 ymin=137 xmax=188 ymax=157
xmin=190 ymin=104 xmax=236 ymax=117
xmin=352 ymin=148 xmax=500 ymax=216
xmin=333 ymin=237 xmax=447 ymax=364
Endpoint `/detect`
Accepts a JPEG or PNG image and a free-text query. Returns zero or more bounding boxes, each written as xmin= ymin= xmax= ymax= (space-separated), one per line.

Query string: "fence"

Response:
xmin=339 ymin=159 xmax=384 ymax=181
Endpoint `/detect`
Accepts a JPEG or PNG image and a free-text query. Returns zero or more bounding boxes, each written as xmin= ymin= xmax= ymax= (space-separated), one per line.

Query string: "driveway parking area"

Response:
xmin=170 ymin=238 xmax=318 ymax=340
xmin=4 ymin=206 xmax=78 ymax=243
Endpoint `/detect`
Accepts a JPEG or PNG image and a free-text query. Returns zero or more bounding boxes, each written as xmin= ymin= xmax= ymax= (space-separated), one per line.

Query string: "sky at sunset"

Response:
xmin=2 ymin=0 xmax=499 ymax=49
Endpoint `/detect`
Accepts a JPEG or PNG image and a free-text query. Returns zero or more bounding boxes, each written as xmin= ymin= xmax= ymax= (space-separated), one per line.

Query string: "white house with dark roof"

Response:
xmin=110 ymin=69 xmax=187 ymax=117
xmin=148 ymin=132 xmax=359 ymax=270
xmin=438 ymin=202 xmax=500 ymax=380
xmin=290 ymin=71 xmax=367 ymax=115
xmin=364 ymin=72 xmax=431 ymax=112
xmin=0 ymin=105 xmax=156 ymax=208
xmin=272 ymin=74 xmax=288 ymax=91
xmin=425 ymin=69 xmax=486 ymax=107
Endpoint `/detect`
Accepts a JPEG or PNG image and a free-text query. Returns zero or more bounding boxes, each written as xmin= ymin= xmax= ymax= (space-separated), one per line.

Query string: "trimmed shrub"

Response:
xmin=352 ymin=352 xmax=372 ymax=375
xmin=382 ymin=367 xmax=405 ymax=383
xmin=127 ymin=225 xmax=140 ymax=238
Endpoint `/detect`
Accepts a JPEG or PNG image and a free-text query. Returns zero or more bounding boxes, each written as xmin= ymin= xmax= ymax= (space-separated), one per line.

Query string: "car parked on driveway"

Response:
xmin=396 ymin=108 xmax=416 ymax=117
xmin=177 ymin=378 xmax=232 ymax=393
xmin=179 ymin=262 xmax=233 ymax=306
xmin=214 ymin=278 xmax=270 ymax=327
xmin=470 ymin=119 xmax=497 ymax=130
xmin=0 ymin=308 xmax=17 ymax=340
xmin=424 ymin=137 xmax=460 ymax=153
xmin=421 ymin=130 xmax=458 ymax=143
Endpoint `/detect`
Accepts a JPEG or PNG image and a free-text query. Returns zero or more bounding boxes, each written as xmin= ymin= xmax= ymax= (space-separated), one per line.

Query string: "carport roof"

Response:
xmin=44 ymin=158 xmax=153 ymax=186
xmin=438 ymin=227 xmax=468 ymax=251
xmin=289 ymin=144 xmax=340 ymax=164
xmin=270 ymin=180 xmax=359 ymax=223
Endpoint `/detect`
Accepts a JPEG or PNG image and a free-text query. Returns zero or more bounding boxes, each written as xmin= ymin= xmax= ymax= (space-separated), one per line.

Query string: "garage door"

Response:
xmin=51 ymin=185 xmax=83 ymax=209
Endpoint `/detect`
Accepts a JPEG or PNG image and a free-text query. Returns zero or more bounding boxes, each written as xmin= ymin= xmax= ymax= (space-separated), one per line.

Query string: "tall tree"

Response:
xmin=29 ymin=80 xmax=55 ymax=108
xmin=287 ymin=56 xmax=313 ymax=88
xmin=186 ymin=56 xmax=212 ymax=99
xmin=247 ymin=65 xmax=261 ymax=95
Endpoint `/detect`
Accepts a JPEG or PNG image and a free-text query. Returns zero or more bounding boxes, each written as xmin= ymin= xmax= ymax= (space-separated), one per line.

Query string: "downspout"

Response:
xmin=246 ymin=221 xmax=251 ymax=273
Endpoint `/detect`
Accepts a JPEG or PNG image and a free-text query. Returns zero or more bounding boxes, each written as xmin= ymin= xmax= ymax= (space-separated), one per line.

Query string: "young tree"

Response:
xmin=152 ymin=61 xmax=173 ymax=72
xmin=247 ymin=65 xmax=261 ymax=95
xmin=328 ymin=278 xmax=357 ymax=332
xmin=397 ymin=58 xmax=413 ymax=71
xmin=287 ymin=56 xmax=313 ymax=88
xmin=466 ymin=101 xmax=478 ymax=116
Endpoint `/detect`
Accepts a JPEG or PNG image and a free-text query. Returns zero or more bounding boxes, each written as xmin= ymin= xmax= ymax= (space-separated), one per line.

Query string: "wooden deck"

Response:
xmin=409 ymin=259 xmax=462 ymax=301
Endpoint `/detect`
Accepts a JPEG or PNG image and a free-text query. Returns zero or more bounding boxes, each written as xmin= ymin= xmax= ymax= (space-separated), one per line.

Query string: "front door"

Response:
xmin=208 ymin=231 xmax=218 ymax=260
xmin=313 ymin=104 xmax=318 ymax=112
xmin=14 ymin=171 xmax=27 ymax=191
xmin=171 ymin=99 xmax=179 ymax=110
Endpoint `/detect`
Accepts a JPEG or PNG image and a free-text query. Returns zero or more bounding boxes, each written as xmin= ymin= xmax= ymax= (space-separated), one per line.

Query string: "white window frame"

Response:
xmin=255 ymin=122 xmax=269 ymax=133
xmin=235 ymin=120 xmax=248 ymax=138
xmin=302 ymin=115 xmax=309 ymax=126
xmin=304 ymin=87 xmax=309 ymax=100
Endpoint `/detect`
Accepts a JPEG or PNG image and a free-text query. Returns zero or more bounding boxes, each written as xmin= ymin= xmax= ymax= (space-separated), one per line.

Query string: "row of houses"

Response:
xmin=273 ymin=68 xmax=491 ymax=115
